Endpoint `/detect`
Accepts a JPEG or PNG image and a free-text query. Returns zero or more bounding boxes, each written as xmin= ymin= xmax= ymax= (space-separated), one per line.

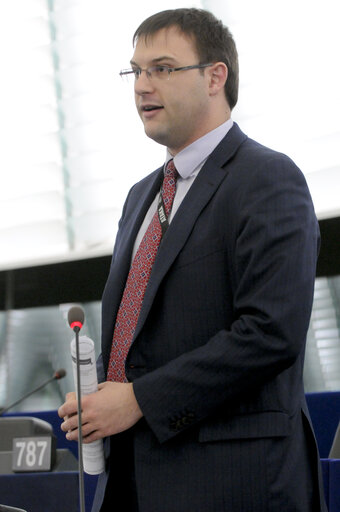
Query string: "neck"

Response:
xmin=168 ymin=114 xmax=231 ymax=156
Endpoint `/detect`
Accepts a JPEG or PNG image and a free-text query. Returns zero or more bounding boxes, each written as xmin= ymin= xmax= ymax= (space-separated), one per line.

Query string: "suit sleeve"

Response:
xmin=132 ymin=152 xmax=320 ymax=443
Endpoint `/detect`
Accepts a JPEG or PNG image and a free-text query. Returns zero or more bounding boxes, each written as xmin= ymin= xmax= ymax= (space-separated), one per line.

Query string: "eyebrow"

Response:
xmin=130 ymin=56 xmax=178 ymax=67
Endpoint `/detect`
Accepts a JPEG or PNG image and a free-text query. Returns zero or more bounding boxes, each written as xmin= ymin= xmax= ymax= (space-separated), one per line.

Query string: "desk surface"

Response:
xmin=0 ymin=472 xmax=79 ymax=512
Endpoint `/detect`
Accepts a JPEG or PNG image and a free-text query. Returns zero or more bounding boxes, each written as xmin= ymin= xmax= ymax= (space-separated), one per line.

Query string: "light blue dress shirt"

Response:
xmin=132 ymin=118 xmax=233 ymax=260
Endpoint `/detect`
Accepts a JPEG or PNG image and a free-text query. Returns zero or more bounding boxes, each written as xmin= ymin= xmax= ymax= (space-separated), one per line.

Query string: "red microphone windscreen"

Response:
xmin=68 ymin=306 xmax=85 ymax=330
xmin=54 ymin=368 xmax=66 ymax=379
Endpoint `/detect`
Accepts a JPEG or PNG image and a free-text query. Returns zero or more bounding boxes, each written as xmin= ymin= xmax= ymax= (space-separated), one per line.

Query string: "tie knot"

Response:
xmin=165 ymin=159 xmax=178 ymax=180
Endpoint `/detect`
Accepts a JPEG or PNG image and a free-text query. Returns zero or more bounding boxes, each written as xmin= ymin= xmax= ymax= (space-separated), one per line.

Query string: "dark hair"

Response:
xmin=133 ymin=8 xmax=239 ymax=110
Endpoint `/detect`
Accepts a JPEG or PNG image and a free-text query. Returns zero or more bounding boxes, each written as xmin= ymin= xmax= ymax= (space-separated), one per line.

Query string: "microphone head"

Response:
xmin=54 ymin=368 xmax=66 ymax=380
xmin=68 ymin=305 xmax=85 ymax=331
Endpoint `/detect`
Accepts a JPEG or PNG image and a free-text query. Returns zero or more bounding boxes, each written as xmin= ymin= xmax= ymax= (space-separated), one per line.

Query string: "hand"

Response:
xmin=58 ymin=382 xmax=143 ymax=443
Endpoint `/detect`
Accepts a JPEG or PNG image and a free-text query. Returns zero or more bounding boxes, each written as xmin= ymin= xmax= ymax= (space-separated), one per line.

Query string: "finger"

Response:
xmin=83 ymin=430 xmax=102 ymax=444
xmin=58 ymin=391 xmax=77 ymax=418
xmin=66 ymin=421 xmax=95 ymax=442
xmin=58 ymin=404 xmax=66 ymax=419
xmin=58 ymin=398 xmax=78 ymax=419
xmin=61 ymin=413 xmax=81 ymax=432
xmin=66 ymin=428 xmax=78 ymax=441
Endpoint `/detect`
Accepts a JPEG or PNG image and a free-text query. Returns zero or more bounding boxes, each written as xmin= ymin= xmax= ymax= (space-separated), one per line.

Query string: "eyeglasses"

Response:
xmin=119 ymin=63 xmax=213 ymax=82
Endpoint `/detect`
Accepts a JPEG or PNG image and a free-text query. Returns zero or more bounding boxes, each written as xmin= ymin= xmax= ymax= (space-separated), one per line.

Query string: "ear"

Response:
xmin=208 ymin=62 xmax=228 ymax=96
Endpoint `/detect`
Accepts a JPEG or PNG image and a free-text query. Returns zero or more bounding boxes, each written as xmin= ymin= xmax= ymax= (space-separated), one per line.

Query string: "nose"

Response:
xmin=134 ymin=70 xmax=155 ymax=96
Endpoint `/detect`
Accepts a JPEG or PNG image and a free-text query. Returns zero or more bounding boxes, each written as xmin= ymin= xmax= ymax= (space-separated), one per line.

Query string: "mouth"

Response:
xmin=141 ymin=105 xmax=164 ymax=112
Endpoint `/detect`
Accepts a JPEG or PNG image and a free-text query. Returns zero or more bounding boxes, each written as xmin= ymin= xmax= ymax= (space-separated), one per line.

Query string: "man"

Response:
xmin=59 ymin=8 xmax=326 ymax=512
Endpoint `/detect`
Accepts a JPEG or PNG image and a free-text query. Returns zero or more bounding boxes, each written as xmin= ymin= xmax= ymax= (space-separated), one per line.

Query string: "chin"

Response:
xmin=144 ymin=127 xmax=170 ymax=147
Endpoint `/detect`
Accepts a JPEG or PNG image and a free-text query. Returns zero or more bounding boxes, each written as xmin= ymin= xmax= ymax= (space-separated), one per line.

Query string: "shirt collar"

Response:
xmin=165 ymin=118 xmax=233 ymax=179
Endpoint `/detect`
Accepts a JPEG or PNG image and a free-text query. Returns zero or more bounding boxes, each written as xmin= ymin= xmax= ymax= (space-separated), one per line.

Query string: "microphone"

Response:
xmin=54 ymin=368 xmax=67 ymax=379
xmin=0 ymin=369 xmax=67 ymax=416
xmin=67 ymin=305 xmax=86 ymax=512
xmin=68 ymin=305 xmax=85 ymax=332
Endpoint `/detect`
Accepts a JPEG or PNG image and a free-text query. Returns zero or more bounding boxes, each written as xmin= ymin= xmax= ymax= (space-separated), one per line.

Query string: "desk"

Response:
xmin=0 ymin=472 xmax=78 ymax=512
xmin=0 ymin=411 xmax=98 ymax=512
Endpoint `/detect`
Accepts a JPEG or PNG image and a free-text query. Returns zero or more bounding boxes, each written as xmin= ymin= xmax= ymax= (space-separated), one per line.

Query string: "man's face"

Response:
xmin=131 ymin=27 xmax=213 ymax=155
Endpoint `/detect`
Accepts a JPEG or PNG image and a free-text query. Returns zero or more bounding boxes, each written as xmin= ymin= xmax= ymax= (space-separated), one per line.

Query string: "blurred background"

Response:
xmin=0 ymin=0 xmax=339 ymax=412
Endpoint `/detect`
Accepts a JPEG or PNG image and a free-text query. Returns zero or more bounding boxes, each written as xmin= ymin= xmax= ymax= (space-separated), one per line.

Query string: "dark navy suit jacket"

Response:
xmin=92 ymin=124 xmax=327 ymax=511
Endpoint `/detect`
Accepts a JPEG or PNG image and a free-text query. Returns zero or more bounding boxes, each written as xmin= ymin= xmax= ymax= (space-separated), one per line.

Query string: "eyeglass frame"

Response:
xmin=119 ymin=63 xmax=214 ymax=81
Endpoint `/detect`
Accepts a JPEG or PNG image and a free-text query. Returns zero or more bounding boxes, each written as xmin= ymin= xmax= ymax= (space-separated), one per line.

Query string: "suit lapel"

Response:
xmin=133 ymin=123 xmax=247 ymax=341
xmin=113 ymin=168 xmax=163 ymax=281
xmin=102 ymin=168 xmax=163 ymax=367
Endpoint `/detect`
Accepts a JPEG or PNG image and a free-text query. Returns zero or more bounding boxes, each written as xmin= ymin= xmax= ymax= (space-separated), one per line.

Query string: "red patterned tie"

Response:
xmin=107 ymin=160 xmax=178 ymax=382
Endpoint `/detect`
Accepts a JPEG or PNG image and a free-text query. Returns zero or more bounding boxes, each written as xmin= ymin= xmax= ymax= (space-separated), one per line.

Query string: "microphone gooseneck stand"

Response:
xmin=0 ymin=369 xmax=66 ymax=416
xmin=73 ymin=323 xmax=86 ymax=512
xmin=68 ymin=305 xmax=86 ymax=512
